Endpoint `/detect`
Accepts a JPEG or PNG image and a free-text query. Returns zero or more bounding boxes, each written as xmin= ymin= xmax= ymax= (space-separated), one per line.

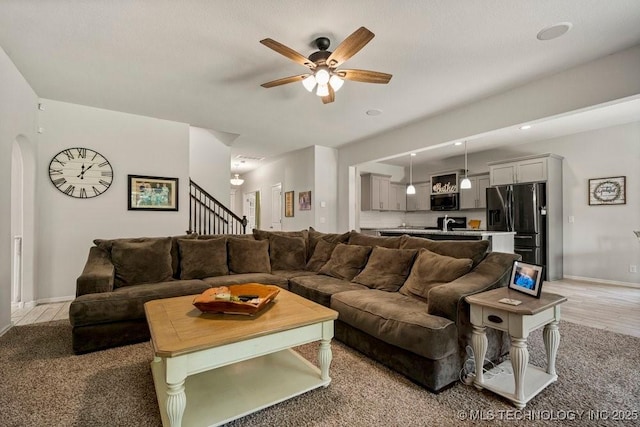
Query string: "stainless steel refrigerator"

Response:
xmin=486 ymin=183 xmax=547 ymax=277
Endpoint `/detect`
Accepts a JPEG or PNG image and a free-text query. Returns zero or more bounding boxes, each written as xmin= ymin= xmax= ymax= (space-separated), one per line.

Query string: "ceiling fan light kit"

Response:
xmin=260 ymin=27 xmax=392 ymax=104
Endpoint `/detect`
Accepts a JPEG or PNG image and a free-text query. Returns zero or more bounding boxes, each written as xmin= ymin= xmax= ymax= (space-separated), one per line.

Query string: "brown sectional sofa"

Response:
xmin=69 ymin=228 xmax=519 ymax=392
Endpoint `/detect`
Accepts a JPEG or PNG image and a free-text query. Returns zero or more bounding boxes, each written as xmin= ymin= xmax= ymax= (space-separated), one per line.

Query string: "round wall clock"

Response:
xmin=48 ymin=147 xmax=113 ymax=198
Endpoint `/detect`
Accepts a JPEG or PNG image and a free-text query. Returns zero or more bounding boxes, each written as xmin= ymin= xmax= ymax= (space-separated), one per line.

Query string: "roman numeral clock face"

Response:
xmin=48 ymin=148 xmax=113 ymax=198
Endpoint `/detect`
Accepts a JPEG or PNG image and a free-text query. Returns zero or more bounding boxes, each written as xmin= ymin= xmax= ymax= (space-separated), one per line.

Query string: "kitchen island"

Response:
xmin=372 ymin=228 xmax=515 ymax=253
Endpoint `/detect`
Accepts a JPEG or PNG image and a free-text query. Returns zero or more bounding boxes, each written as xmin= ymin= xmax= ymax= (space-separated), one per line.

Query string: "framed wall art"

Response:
xmin=588 ymin=176 xmax=626 ymax=206
xmin=128 ymin=175 xmax=179 ymax=211
xmin=508 ymin=260 xmax=544 ymax=298
xmin=284 ymin=191 xmax=294 ymax=217
xmin=299 ymin=191 xmax=311 ymax=211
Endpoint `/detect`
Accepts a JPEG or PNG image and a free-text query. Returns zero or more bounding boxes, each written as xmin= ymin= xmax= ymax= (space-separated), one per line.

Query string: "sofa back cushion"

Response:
xmin=198 ymin=233 xmax=254 ymax=240
xmin=178 ymin=237 xmax=228 ymax=279
xmin=400 ymin=236 xmax=489 ymax=267
xmin=269 ymin=234 xmax=307 ymax=270
xmin=94 ymin=234 xmax=195 ymax=279
xmin=111 ymin=238 xmax=173 ymax=287
xmin=227 ymin=238 xmax=271 ymax=274
xmin=399 ymin=248 xmax=473 ymax=302
xmin=319 ymin=243 xmax=372 ymax=281
xmin=308 ymin=227 xmax=351 ymax=261
xmin=351 ymin=247 xmax=418 ymax=292
xmin=306 ymin=239 xmax=337 ymax=272
xmin=348 ymin=231 xmax=402 ymax=248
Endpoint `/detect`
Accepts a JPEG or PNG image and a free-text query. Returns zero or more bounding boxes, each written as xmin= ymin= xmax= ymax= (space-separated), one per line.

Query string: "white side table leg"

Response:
xmin=166 ymin=381 xmax=186 ymax=427
xmin=510 ymin=337 xmax=529 ymax=408
xmin=318 ymin=338 xmax=333 ymax=383
xmin=543 ymin=321 xmax=560 ymax=376
xmin=471 ymin=325 xmax=487 ymax=389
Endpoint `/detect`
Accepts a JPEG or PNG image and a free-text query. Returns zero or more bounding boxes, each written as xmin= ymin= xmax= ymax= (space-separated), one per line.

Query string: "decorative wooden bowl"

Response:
xmin=192 ymin=283 xmax=280 ymax=316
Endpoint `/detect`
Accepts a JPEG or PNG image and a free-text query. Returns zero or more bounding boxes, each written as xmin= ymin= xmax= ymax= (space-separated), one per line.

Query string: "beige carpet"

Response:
xmin=1 ymin=320 xmax=638 ymax=427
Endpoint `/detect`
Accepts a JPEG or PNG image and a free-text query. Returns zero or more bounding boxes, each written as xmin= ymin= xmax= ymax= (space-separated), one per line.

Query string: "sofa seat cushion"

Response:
xmin=271 ymin=270 xmax=318 ymax=280
xmin=289 ymin=275 xmax=368 ymax=307
xmin=201 ymin=272 xmax=289 ymax=289
xmin=331 ymin=290 xmax=458 ymax=360
xmin=69 ymin=279 xmax=209 ymax=327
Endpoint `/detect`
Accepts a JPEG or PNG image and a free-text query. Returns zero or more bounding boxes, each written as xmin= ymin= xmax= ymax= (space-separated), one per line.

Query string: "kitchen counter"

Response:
xmin=371 ymin=228 xmax=515 ymax=253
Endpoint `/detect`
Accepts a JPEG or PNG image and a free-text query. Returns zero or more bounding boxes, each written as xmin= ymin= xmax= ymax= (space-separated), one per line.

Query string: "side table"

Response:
xmin=465 ymin=287 xmax=567 ymax=409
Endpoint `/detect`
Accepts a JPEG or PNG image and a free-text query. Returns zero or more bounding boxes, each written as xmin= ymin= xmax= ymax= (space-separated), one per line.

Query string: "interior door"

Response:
xmin=243 ymin=191 xmax=257 ymax=232
xmin=270 ymin=183 xmax=282 ymax=231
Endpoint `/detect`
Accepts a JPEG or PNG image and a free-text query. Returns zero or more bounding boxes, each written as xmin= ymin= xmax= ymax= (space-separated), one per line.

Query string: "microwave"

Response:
xmin=430 ymin=193 xmax=459 ymax=211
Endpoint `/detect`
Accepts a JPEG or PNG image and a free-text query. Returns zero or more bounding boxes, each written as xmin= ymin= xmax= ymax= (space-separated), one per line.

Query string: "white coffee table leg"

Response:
xmin=318 ymin=338 xmax=332 ymax=382
xmin=543 ymin=321 xmax=560 ymax=376
xmin=471 ymin=325 xmax=487 ymax=388
xmin=166 ymin=380 xmax=186 ymax=427
xmin=510 ymin=337 xmax=529 ymax=408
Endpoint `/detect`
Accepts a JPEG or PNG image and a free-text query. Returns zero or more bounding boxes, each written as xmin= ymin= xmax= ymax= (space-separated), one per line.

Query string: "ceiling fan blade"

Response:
xmin=338 ymin=69 xmax=392 ymax=84
xmin=261 ymin=74 xmax=309 ymax=88
xmin=326 ymin=27 xmax=375 ymax=68
xmin=321 ymin=85 xmax=335 ymax=104
xmin=260 ymin=38 xmax=316 ymax=69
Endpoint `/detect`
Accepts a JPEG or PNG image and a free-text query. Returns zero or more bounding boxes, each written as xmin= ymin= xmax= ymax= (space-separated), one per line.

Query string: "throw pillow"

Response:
xmin=319 ymin=243 xmax=372 ymax=281
xmin=307 ymin=227 xmax=351 ymax=261
xmin=348 ymin=231 xmax=403 ymax=248
xmin=400 ymin=236 xmax=489 ymax=267
xmin=306 ymin=239 xmax=338 ymax=272
xmin=351 ymin=247 xmax=418 ymax=291
xmin=227 ymin=237 xmax=271 ymax=274
xmin=399 ymin=248 xmax=473 ymax=302
xmin=178 ymin=237 xmax=228 ymax=280
xmin=111 ymin=238 xmax=173 ymax=287
xmin=269 ymin=234 xmax=307 ymax=270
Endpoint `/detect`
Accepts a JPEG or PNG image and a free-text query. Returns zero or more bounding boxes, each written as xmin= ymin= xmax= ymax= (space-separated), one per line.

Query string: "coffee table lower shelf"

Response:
xmin=151 ymin=348 xmax=329 ymax=427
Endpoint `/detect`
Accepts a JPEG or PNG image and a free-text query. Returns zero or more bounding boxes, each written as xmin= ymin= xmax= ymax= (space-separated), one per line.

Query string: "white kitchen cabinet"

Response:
xmin=460 ymin=174 xmax=490 ymax=209
xmin=389 ymin=183 xmax=407 ymax=211
xmin=361 ymin=173 xmax=391 ymax=211
xmin=407 ymin=182 xmax=430 ymax=211
xmin=489 ymin=155 xmax=560 ymax=185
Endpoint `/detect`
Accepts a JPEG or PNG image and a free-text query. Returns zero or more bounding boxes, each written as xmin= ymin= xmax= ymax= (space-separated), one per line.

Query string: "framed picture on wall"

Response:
xmin=299 ymin=191 xmax=311 ymax=211
xmin=588 ymin=176 xmax=626 ymax=205
xmin=284 ymin=191 xmax=294 ymax=217
xmin=128 ymin=175 xmax=179 ymax=211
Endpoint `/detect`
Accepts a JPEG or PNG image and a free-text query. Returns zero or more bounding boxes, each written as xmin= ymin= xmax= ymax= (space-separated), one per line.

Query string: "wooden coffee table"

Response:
xmin=144 ymin=288 xmax=338 ymax=427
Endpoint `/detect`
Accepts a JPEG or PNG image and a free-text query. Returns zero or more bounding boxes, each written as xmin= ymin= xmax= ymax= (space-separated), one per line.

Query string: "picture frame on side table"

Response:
xmin=284 ymin=191 xmax=294 ymax=217
xmin=508 ymin=260 xmax=544 ymax=298
xmin=299 ymin=191 xmax=311 ymax=211
xmin=588 ymin=176 xmax=626 ymax=205
xmin=128 ymin=175 xmax=179 ymax=211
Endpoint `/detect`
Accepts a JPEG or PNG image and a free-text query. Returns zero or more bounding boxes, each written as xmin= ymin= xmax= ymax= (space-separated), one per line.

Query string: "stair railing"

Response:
xmin=188 ymin=179 xmax=247 ymax=235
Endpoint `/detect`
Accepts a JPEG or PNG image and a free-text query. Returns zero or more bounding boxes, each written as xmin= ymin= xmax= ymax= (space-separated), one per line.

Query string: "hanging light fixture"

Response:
xmin=302 ymin=69 xmax=345 ymax=97
xmin=406 ymin=153 xmax=416 ymax=195
xmin=230 ymin=173 xmax=244 ymax=186
xmin=460 ymin=141 xmax=472 ymax=189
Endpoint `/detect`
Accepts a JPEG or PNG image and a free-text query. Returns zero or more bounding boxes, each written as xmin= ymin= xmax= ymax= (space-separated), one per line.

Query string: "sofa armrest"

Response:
xmin=76 ymin=246 xmax=115 ymax=296
xmin=427 ymin=252 xmax=520 ymax=323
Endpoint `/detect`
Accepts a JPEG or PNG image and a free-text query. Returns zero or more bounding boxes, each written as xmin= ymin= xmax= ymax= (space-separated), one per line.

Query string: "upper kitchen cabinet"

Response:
xmin=389 ymin=183 xmax=407 ymax=211
xmin=459 ymin=174 xmax=490 ymax=209
xmin=488 ymin=154 xmax=563 ymax=186
xmin=406 ymin=182 xmax=430 ymax=211
xmin=361 ymin=173 xmax=391 ymax=211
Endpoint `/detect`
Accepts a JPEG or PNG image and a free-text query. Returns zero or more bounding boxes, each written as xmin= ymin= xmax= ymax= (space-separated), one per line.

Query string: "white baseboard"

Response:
xmin=563 ymin=275 xmax=640 ymax=289
xmin=35 ymin=295 xmax=74 ymax=304
xmin=0 ymin=322 xmax=12 ymax=338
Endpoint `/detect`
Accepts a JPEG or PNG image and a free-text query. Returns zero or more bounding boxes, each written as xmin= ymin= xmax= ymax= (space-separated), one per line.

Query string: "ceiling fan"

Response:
xmin=260 ymin=27 xmax=392 ymax=104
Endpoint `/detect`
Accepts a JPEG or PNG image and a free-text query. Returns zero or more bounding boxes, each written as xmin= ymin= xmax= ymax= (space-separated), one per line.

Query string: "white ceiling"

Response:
xmin=1 ymin=1 xmax=639 ymax=172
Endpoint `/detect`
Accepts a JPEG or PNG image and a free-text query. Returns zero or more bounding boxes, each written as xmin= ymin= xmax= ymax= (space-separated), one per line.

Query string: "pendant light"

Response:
xmin=230 ymin=173 xmax=244 ymax=186
xmin=460 ymin=141 xmax=472 ymax=189
xmin=406 ymin=153 xmax=416 ymax=195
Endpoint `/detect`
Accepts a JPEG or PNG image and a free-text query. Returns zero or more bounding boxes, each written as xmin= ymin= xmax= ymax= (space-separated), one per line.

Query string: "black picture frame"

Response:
xmin=127 ymin=175 xmax=179 ymax=211
xmin=508 ymin=260 xmax=544 ymax=298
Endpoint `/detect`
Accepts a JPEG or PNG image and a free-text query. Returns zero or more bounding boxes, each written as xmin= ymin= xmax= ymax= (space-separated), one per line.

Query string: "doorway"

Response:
xmin=243 ymin=190 xmax=260 ymax=232
xmin=11 ymin=141 xmax=24 ymax=309
xmin=271 ymin=183 xmax=282 ymax=231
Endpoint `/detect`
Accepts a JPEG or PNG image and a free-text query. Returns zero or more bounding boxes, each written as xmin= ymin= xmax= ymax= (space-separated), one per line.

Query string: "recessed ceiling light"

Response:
xmin=520 ymin=125 xmax=532 ymax=130
xmin=366 ymin=109 xmax=382 ymax=116
xmin=454 ymin=142 xmax=463 ymax=146
xmin=537 ymin=22 xmax=573 ymax=41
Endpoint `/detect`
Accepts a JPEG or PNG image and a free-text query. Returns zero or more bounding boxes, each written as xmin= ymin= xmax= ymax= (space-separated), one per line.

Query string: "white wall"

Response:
xmin=189 ymin=126 xmax=231 ymax=205
xmin=0 ymin=46 xmax=39 ymax=333
xmin=337 ymin=45 xmax=640 ymax=231
xmin=313 ymin=146 xmax=338 ymax=232
xmin=36 ymin=100 xmax=190 ymax=300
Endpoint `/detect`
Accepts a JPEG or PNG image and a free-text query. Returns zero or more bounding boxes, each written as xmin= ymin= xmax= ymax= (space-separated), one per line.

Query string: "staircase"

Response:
xmin=188 ymin=179 xmax=247 ymax=235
